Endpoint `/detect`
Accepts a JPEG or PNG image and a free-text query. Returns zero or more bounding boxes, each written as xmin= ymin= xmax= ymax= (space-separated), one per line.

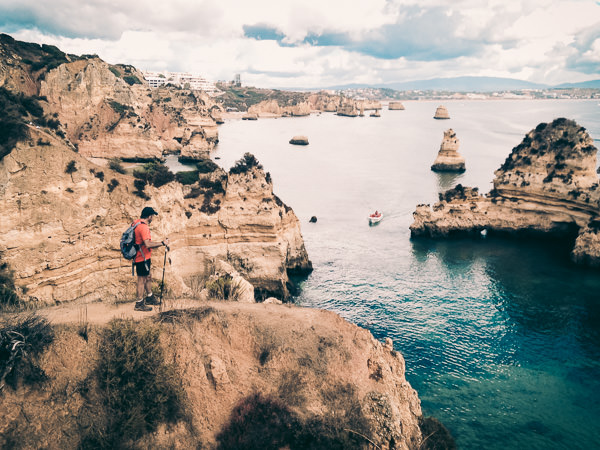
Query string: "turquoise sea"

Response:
xmin=210 ymin=100 xmax=600 ymax=449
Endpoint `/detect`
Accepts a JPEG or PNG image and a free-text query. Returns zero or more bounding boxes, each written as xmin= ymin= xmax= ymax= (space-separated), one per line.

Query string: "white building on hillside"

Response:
xmin=143 ymin=71 xmax=218 ymax=94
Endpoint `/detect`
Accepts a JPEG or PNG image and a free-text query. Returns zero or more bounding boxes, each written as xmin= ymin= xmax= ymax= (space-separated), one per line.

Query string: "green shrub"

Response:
xmin=205 ymin=274 xmax=242 ymax=301
xmin=0 ymin=261 xmax=19 ymax=308
xmin=108 ymin=100 xmax=130 ymax=115
xmin=108 ymin=158 xmax=126 ymax=174
xmin=108 ymin=66 xmax=121 ymax=77
xmin=123 ymin=75 xmax=142 ymax=86
xmin=0 ymin=314 xmax=54 ymax=390
xmin=65 ymin=160 xmax=77 ymax=174
xmin=216 ymin=387 xmax=373 ymax=450
xmin=229 ymin=152 xmax=262 ymax=174
xmin=107 ymin=178 xmax=119 ymax=192
xmin=196 ymin=158 xmax=219 ymax=173
xmin=419 ymin=416 xmax=457 ymax=450
xmin=175 ymin=170 xmax=199 ymax=185
xmin=81 ymin=319 xmax=185 ymax=448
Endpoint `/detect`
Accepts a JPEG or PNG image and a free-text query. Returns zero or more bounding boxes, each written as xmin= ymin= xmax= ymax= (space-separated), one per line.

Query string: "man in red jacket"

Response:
xmin=133 ymin=206 xmax=169 ymax=311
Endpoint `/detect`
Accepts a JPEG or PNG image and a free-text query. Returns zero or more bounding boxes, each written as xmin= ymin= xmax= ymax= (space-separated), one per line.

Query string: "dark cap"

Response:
xmin=141 ymin=206 xmax=158 ymax=218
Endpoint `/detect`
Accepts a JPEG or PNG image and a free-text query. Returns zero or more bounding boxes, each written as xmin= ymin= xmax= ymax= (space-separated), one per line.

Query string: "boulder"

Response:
xmin=434 ymin=105 xmax=450 ymax=119
xmin=289 ymin=136 xmax=309 ymax=145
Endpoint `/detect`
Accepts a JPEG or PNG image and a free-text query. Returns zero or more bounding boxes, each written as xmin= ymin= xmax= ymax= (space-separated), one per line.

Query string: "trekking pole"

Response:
xmin=159 ymin=245 xmax=168 ymax=313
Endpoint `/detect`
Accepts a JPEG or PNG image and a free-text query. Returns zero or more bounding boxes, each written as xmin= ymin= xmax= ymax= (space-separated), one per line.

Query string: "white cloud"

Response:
xmin=2 ymin=0 xmax=600 ymax=87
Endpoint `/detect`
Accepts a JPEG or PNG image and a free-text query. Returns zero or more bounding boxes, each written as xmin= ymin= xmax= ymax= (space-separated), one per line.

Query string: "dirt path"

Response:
xmin=37 ymin=297 xmax=206 ymax=325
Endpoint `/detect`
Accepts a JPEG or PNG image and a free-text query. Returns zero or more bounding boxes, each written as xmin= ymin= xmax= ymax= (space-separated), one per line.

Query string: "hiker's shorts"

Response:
xmin=135 ymin=260 xmax=151 ymax=277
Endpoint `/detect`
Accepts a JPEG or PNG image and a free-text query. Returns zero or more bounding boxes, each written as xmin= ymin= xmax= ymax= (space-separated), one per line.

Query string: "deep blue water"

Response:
xmin=211 ymin=100 xmax=600 ymax=449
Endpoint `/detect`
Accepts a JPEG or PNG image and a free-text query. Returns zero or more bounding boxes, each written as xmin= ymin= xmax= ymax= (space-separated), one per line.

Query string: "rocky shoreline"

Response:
xmin=412 ymin=118 xmax=600 ymax=266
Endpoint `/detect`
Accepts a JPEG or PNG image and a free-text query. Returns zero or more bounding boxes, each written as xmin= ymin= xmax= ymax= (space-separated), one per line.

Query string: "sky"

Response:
xmin=0 ymin=0 xmax=599 ymax=89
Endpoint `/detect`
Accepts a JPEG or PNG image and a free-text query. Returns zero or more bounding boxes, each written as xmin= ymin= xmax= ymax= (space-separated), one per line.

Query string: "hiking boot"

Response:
xmin=145 ymin=294 xmax=160 ymax=305
xmin=134 ymin=300 xmax=152 ymax=312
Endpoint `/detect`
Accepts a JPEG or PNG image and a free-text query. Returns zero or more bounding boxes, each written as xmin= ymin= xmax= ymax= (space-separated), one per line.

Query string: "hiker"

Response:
xmin=133 ymin=207 xmax=169 ymax=312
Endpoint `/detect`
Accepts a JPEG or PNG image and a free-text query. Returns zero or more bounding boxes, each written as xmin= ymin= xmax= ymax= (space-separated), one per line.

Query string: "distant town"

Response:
xmin=142 ymin=71 xmax=600 ymax=102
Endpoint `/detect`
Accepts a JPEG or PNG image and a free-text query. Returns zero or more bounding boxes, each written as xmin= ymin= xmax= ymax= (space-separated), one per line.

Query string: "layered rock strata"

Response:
xmin=0 ymin=129 xmax=312 ymax=305
xmin=411 ymin=118 xmax=600 ymax=266
xmin=39 ymin=59 xmax=220 ymax=161
xmin=431 ymin=129 xmax=466 ymax=172
xmin=434 ymin=105 xmax=450 ymax=119
xmin=248 ymin=99 xmax=312 ymax=117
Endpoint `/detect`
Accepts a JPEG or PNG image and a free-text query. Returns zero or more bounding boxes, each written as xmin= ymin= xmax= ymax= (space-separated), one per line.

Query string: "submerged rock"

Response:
xmin=411 ymin=118 xmax=600 ymax=266
xmin=431 ymin=129 xmax=466 ymax=172
xmin=434 ymin=105 xmax=450 ymax=119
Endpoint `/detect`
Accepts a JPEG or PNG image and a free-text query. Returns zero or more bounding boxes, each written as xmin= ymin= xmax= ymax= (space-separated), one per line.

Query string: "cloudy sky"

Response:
xmin=0 ymin=0 xmax=599 ymax=88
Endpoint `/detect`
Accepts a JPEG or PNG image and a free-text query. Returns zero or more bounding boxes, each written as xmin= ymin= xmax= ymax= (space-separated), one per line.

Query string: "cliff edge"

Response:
xmin=0 ymin=301 xmax=441 ymax=449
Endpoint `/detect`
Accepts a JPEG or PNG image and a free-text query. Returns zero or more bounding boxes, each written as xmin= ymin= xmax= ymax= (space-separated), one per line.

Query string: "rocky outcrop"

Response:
xmin=389 ymin=101 xmax=405 ymax=110
xmin=434 ymin=105 xmax=450 ymax=119
xmin=247 ymin=100 xmax=312 ymax=118
xmin=0 ymin=129 xmax=311 ymax=305
xmin=411 ymin=118 xmax=600 ymax=265
xmin=431 ymin=129 xmax=465 ymax=172
xmin=289 ymin=136 xmax=309 ymax=145
xmin=336 ymin=99 xmax=360 ymax=117
xmin=37 ymin=58 xmax=220 ymax=161
xmin=1 ymin=302 xmax=430 ymax=449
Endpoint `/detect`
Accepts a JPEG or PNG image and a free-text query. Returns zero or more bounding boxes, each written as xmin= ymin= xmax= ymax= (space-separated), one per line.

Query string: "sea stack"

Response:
xmin=412 ymin=118 xmax=600 ymax=267
xmin=289 ymin=135 xmax=309 ymax=145
xmin=431 ymin=129 xmax=465 ymax=172
xmin=434 ymin=105 xmax=450 ymax=119
xmin=389 ymin=101 xmax=405 ymax=110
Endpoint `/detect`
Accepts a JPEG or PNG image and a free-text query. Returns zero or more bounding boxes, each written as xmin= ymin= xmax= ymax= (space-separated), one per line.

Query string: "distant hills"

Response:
xmin=323 ymin=76 xmax=600 ymax=92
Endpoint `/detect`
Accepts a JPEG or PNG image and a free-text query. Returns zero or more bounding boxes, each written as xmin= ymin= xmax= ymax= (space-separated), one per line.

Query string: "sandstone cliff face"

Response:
xmin=0 ymin=129 xmax=311 ymax=305
xmin=431 ymin=129 xmax=465 ymax=172
xmin=411 ymin=118 xmax=600 ymax=265
xmin=39 ymin=59 xmax=220 ymax=161
xmin=247 ymin=99 xmax=312 ymax=117
xmin=1 ymin=302 xmax=426 ymax=449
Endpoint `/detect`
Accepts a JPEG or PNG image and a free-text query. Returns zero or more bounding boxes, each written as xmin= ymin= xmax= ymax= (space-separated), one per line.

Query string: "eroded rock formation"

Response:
xmin=434 ymin=105 xmax=450 ymax=119
xmin=248 ymin=99 xmax=312 ymax=117
xmin=412 ymin=118 xmax=600 ymax=266
xmin=0 ymin=132 xmax=311 ymax=304
xmin=431 ymin=129 xmax=465 ymax=172
xmin=289 ymin=136 xmax=309 ymax=145
xmin=389 ymin=101 xmax=405 ymax=110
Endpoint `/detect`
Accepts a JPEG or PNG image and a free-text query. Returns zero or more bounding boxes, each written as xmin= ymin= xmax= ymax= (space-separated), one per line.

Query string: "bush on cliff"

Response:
xmin=79 ymin=319 xmax=186 ymax=448
xmin=134 ymin=161 xmax=175 ymax=188
xmin=229 ymin=152 xmax=263 ymax=175
xmin=197 ymin=158 xmax=219 ymax=173
xmin=0 ymin=260 xmax=20 ymax=308
xmin=0 ymin=87 xmax=38 ymax=159
xmin=0 ymin=314 xmax=54 ymax=390
xmin=175 ymin=170 xmax=199 ymax=185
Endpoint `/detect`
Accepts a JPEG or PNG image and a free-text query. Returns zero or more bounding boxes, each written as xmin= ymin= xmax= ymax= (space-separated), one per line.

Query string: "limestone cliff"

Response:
xmin=0 ymin=129 xmax=311 ymax=305
xmin=0 ymin=34 xmax=221 ymax=163
xmin=40 ymin=60 xmax=220 ymax=161
xmin=247 ymin=99 xmax=312 ymax=117
xmin=1 ymin=302 xmax=434 ymax=449
xmin=411 ymin=118 xmax=600 ymax=265
xmin=431 ymin=129 xmax=465 ymax=172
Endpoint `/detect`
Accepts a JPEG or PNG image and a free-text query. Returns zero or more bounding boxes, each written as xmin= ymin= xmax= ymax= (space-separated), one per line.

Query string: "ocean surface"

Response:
xmin=208 ymin=100 xmax=600 ymax=449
